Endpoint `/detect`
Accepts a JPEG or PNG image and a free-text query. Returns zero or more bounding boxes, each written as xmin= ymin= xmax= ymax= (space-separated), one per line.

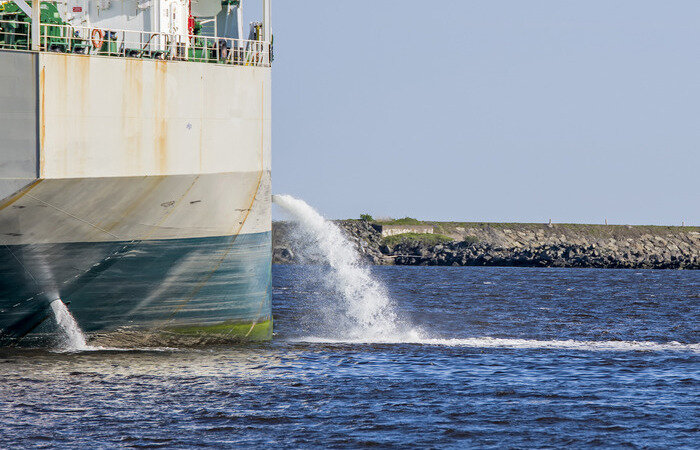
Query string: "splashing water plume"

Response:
xmin=50 ymin=299 xmax=89 ymax=351
xmin=272 ymin=195 xmax=700 ymax=353
xmin=273 ymin=194 xmax=422 ymax=342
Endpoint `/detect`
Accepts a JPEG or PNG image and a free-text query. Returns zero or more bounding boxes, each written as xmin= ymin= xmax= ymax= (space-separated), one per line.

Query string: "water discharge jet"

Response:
xmin=49 ymin=298 xmax=89 ymax=351
xmin=272 ymin=194 xmax=423 ymax=342
xmin=272 ymin=195 xmax=700 ymax=354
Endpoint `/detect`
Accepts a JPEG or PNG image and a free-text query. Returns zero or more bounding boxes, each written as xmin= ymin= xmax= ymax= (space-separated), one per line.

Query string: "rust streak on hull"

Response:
xmin=0 ymin=179 xmax=43 ymax=212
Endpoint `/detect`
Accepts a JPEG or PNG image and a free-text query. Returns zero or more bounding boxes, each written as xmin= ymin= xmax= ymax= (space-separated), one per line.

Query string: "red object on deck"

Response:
xmin=188 ymin=0 xmax=194 ymax=35
xmin=72 ymin=6 xmax=82 ymax=12
xmin=188 ymin=15 xmax=195 ymax=35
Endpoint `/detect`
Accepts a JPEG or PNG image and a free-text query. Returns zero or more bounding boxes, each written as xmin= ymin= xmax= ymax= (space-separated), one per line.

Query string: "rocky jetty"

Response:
xmin=273 ymin=221 xmax=700 ymax=270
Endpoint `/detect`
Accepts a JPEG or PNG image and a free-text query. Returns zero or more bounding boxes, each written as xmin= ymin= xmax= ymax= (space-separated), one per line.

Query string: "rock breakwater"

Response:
xmin=273 ymin=221 xmax=699 ymax=270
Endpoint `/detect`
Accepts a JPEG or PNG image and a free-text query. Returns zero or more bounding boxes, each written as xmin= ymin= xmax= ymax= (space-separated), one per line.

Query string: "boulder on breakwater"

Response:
xmin=273 ymin=220 xmax=700 ymax=270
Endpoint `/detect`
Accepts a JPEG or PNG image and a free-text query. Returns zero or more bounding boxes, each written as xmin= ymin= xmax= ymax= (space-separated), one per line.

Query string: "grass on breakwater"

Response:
xmin=383 ymin=233 xmax=455 ymax=246
xmin=366 ymin=217 xmax=697 ymax=239
xmin=376 ymin=217 xmax=423 ymax=226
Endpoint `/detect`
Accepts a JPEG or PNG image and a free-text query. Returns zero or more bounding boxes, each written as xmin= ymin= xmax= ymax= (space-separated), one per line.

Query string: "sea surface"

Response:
xmin=1 ymin=266 xmax=698 ymax=448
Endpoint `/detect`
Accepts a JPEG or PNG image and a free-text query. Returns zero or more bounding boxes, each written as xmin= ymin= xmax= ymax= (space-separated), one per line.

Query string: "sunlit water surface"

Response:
xmin=1 ymin=266 xmax=698 ymax=448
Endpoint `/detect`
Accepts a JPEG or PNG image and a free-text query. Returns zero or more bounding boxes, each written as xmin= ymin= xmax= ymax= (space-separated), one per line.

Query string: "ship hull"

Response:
xmin=0 ymin=50 xmax=272 ymax=346
xmin=0 ymin=172 xmax=272 ymax=346
xmin=0 ymin=233 xmax=272 ymax=346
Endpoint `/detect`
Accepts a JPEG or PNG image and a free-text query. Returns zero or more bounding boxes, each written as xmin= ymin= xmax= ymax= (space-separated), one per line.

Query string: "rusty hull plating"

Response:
xmin=0 ymin=46 xmax=272 ymax=346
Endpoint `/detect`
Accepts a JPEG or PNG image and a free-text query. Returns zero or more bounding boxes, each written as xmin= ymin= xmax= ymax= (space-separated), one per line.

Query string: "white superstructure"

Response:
xmin=18 ymin=0 xmax=243 ymax=38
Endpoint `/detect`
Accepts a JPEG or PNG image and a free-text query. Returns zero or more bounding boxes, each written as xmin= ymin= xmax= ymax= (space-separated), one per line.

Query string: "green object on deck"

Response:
xmin=0 ymin=1 xmax=63 ymax=23
xmin=0 ymin=1 xmax=65 ymax=49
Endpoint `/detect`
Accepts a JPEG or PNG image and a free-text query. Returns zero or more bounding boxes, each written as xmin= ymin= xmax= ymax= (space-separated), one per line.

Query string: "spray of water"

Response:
xmin=50 ymin=298 xmax=89 ymax=351
xmin=271 ymin=195 xmax=700 ymax=354
xmin=273 ymin=194 xmax=422 ymax=341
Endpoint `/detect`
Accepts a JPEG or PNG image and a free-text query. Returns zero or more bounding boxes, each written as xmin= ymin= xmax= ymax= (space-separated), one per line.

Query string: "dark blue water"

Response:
xmin=1 ymin=266 xmax=698 ymax=448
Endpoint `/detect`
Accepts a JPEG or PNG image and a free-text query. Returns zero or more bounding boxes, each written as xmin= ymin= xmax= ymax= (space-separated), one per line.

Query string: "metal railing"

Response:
xmin=0 ymin=19 xmax=270 ymax=67
xmin=0 ymin=19 xmax=30 ymax=50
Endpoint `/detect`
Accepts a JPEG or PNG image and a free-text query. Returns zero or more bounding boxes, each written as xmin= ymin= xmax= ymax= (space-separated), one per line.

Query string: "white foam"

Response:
xmin=273 ymin=194 xmax=417 ymax=341
xmin=50 ymin=299 xmax=90 ymax=351
xmin=292 ymin=336 xmax=700 ymax=353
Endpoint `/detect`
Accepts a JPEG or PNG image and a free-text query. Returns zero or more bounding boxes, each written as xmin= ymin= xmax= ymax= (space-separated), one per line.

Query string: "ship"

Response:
xmin=0 ymin=0 xmax=273 ymax=346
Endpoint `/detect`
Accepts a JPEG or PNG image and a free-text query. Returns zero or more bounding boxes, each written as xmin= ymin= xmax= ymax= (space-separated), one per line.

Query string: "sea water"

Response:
xmin=0 ymin=266 xmax=697 ymax=447
xmin=0 ymin=197 xmax=697 ymax=447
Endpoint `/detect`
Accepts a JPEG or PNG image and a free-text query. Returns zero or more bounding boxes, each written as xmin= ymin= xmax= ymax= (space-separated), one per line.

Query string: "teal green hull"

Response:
xmin=0 ymin=232 xmax=272 ymax=346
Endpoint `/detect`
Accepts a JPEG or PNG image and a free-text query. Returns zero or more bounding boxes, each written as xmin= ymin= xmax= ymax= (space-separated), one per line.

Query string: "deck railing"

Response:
xmin=0 ymin=19 xmax=270 ymax=67
xmin=0 ymin=19 xmax=29 ymax=50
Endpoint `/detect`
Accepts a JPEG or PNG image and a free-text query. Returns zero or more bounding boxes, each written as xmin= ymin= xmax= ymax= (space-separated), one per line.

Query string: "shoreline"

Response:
xmin=273 ymin=220 xmax=700 ymax=270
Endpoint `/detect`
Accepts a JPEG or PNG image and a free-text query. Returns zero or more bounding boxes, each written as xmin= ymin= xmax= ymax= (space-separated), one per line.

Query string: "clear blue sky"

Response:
xmin=267 ymin=1 xmax=699 ymax=225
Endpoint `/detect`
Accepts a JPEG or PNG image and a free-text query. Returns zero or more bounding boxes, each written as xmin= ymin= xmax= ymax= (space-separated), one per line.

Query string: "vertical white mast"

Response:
xmin=237 ymin=2 xmax=243 ymax=41
xmin=31 ymin=0 xmax=40 ymax=50
xmin=262 ymin=0 xmax=271 ymax=42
